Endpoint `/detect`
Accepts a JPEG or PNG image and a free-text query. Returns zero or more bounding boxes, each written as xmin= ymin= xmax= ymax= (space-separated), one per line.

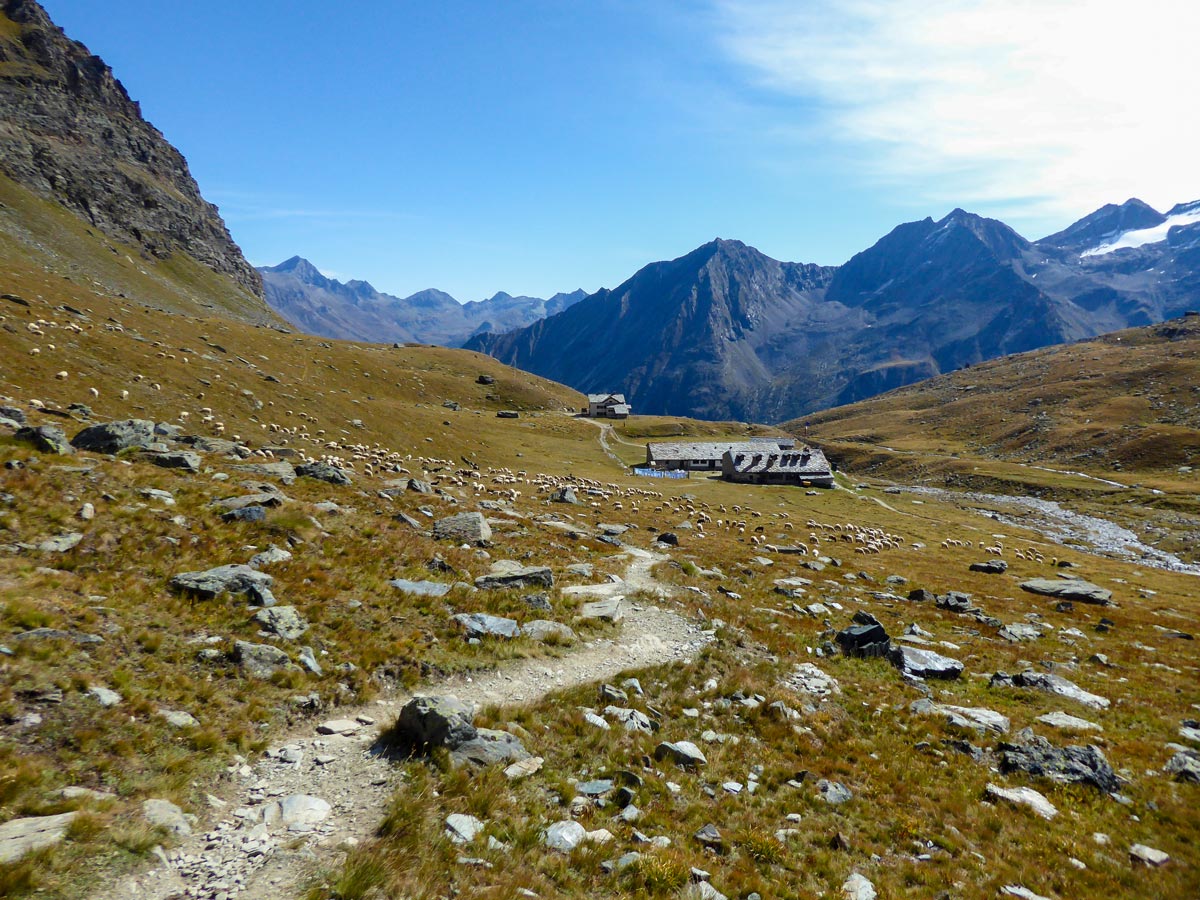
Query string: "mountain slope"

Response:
xmin=470 ymin=204 xmax=1200 ymax=423
xmin=259 ymin=257 xmax=585 ymax=346
xmin=0 ymin=0 xmax=265 ymax=318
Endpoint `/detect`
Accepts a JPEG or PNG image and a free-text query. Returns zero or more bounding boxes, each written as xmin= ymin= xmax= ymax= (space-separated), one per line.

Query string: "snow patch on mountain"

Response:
xmin=1082 ymin=205 xmax=1200 ymax=257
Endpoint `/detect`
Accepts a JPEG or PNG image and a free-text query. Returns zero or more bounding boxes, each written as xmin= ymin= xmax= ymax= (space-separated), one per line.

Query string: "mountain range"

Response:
xmin=465 ymin=201 xmax=1200 ymax=423
xmin=258 ymin=257 xmax=586 ymax=347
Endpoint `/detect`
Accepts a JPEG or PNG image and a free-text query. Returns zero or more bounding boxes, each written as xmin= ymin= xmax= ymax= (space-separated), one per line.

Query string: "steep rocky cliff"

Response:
xmin=0 ymin=0 xmax=261 ymax=298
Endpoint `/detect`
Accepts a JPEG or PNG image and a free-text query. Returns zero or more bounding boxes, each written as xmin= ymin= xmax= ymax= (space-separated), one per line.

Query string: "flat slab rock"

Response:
xmin=0 ymin=811 xmax=78 ymax=863
xmin=475 ymin=564 xmax=553 ymax=590
xmin=888 ymin=644 xmax=963 ymax=680
xmin=654 ymin=740 xmax=707 ymax=768
xmin=998 ymin=735 xmax=1119 ymax=793
xmin=170 ymin=563 xmax=273 ymax=598
xmin=452 ymin=612 xmax=521 ymax=639
xmin=1037 ymin=711 xmax=1103 ymax=732
xmin=783 ymin=662 xmax=840 ymax=696
xmin=434 ymin=511 xmax=492 ymax=543
xmin=390 ymin=578 xmax=451 ymax=597
xmin=579 ymin=597 xmax=623 ymax=623
xmin=911 ymin=698 xmax=1009 ymax=734
xmin=1019 ymin=577 xmax=1112 ymax=605
xmin=1004 ymin=670 xmax=1110 ymax=710
xmin=985 ymin=783 xmax=1058 ymax=819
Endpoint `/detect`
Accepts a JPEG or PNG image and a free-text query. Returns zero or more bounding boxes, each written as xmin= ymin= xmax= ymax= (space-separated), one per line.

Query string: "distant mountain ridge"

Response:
xmin=467 ymin=200 xmax=1200 ymax=423
xmin=259 ymin=256 xmax=586 ymax=347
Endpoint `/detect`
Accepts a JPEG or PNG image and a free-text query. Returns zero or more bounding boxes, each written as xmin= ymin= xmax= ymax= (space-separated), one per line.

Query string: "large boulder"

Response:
xmin=998 ymin=735 xmax=1119 ymax=792
xmin=434 ymin=511 xmax=492 ymax=544
xmin=252 ymin=605 xmax=308 ymax=640
xmin=170 ymin=564 xmax=273 ymax=599
xmin=654 ymin=740 xmax=707 ymax=768
xmin=394 ymin=696 xmax=478 ymax=751
xmin=143 ymin=450 xmax=202 ymax=472
xmin=0 ymin=812 xmax=78 ymax=863
xmin=1019 ymin=577 xmax=1111 ymax=605
xmin=71 ymin=419 xmax=155 ymax=454
xmin=296 ymin=461 xmax=353 ymax=485
xmin=14 ymin=424 xmax=73 ymax=454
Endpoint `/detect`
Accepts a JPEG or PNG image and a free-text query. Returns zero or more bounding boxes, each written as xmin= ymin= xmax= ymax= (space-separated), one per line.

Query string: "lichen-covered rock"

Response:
xmin=232 ymin=640 xmax=292 ymax=679
xmin=170 ymin=564 xmax=273 ymax=599
xmin=71 ymin=419 xmax=155 ymax=454
xmin=434 ymin=511 xmax=492 ymax=543
xmin=14 ymin=424 xmax=72 ymax=454
xmin=296 ymin=461 xmax=352 ymax=485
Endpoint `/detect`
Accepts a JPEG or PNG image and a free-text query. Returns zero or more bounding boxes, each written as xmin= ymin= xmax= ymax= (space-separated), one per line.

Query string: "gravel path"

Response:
xmin=104 ymin=548 xmax=708 ymax=900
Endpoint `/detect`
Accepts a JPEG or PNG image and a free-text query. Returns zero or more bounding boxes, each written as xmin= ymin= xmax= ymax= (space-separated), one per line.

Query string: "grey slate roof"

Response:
xmin=647 ymin=440 xmax=792 ymax=462
xmin=587 ymin=393 xmax=626 ymax=404
xmin=724 ymin=447 xmax=831 ymax=475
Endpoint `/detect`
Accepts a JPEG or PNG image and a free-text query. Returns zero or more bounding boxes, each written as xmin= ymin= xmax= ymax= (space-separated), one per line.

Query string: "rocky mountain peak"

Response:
xmin=0 ymin=0 xmax=262 ymax=299
xmin=1038 ymin=198 xmax=1166 ymax=253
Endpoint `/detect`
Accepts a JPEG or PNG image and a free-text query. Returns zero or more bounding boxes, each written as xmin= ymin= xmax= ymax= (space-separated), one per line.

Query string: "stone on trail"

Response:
xmin=395 ymin=696 xmax=477 ymax=750
xmin=14 ymin=424 xmax=73 ymax=454
xmin=71 ymin=419 xmax=155 ymax=454
xmin=445 ymin=813 xmax=485 ymax=844
xmin=543 ymin=820 xmax=587 ymax=852
xmin=888 ymin=644 xmax=963 ymax=680
xmin=579 ymin=597 xmax=623 ymax=623
xmin=143 ymin=798 xmax=192 ymax=835
xmin=265 ymin=794 xmax=331 ymax=828
xmin=170 ymin=563 xmax=273 ymax=599
xmin=434 ymin=511 xmax=492 ymax=543
xmin=985 ymin=783 xmax=1058 ymax=819
xmin=1020 ymin=577 xmax=1112 ymax=605
xmin=253 ymin=605 xmax=309 ymax=640
xmin=842 ymin=872 xmax=877 ymax=900
xmin=0 ymin=812 xmax=78 ymax=863
xmin=233 ymin=640 xmax=293 ymax=679
xmin=654 ymin=740 xmax=707 ymax=768
xmin=452 ymin=612 xmax=521 ymax=639
xmin=316 ymin=719 xmax=360 ymax=736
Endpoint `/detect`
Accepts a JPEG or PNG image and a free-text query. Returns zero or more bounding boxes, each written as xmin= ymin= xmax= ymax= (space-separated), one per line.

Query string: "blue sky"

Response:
xmin=43 ymin=0 xmax=1200 ymax=301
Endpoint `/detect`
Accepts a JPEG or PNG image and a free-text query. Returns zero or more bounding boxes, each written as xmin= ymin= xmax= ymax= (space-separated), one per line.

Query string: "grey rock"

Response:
xmin=817 ymin=779 xmax=853 ymax=804
xmin=157 ymin=708 xmax=199 ymax=728
xmin=841 ymin=872 xmax=877 ymax=900
xmin=452 ymin=612 xmax=520 ymax=639
xmin=504 ymin=756 xmax=544 ymax=780
xmin=0 ymin=812 xmax=78 ymax=863
xmin=15 ymin=424 xmax=73 ymax=454
xmin=911 ymin=699 xmax=1009 ymax=734
xmin=232 ymin=640 xmax=292 ymax=679
xmin=248 ymin=545 xmax=292 ymax=569
xmin=389 ymin=578 xmax=452 ymax=597
xmin=1001 ymin=886 xmax=1052 ymax=900
xmin=296 ymin=461 xmax=352 ymax=485
xmin=253 ymin=605 xmax=308 ymax=640
xmin=985 ymin=783 xmax=1058 ymax=819
xmin=213 ymin=491 xmax=286 ymax=511
xmin=784 ymin=662 xmax=841 ymax=696
xmin=170 ymin=563 xmax=273 ymax=599
xmin=1164 ymin=750 xmax=1200 ymax=782
xmin=450 ymin=728 xmax=531 ymax=768
xmin=445 ymin=813 xmax=485 ymax=844
xmin=233 ymin=461 xmax=296 ymax=483
xmin=0 ymin=405 xmax=27 ymax=426
xmin=693 ymin=823 xmax=723 ymax=847
xmin=1129 ymin=844 xmax=1170 ymax=867
xmin=579 ymin=597 xmax=623 ymax=623
xmin=475 ymin=565 xmax=553 ymax=590
xmin=1036 ymin=711 xmax=1103 ymax=732
xmin=605 ymin=706 xmax=653 ymax=732
xmin=266 ymin=794 xmax=330 ymax=827
xmin=88 ymin=685 xmax=122 ymax=707
xmin=1008 ymin=670 xmax=1110 ymax=710
xmin=297 ymin=645 xmax=323 ymax=675
xmin=523 ymin=619 xmax=577 ymax=643
xmin=654 ymin=740 xmax=707 ymax=768
xmin=998 ymin=735 xmax=1119 ymax=792
xmin=657 ymin=532 xmax=679 ymax=546
xmin=576 ymin=779 xmax=614 ymax=797
xmin=550 ymin=486 xmax=579 ymax=504
xmin=999 ymin=623 xmax=1043 ymax=642
xmin=143 ymin=798 xmax=192 ymax=836
xmin=970 ymin=559 xmax=1008 ymax=574
xmin=543 ymin=820 xmax=586 ymax=852
xmin=434 ymin=511 xmax=492 ymax=543
xmin=688 ymin=883 xmax=728 ymax=900
xmin=15 ymin=627 xmax=102 ymax=645
xmin=221 ymin=505 xmax=266 ymax=523
xmin=71 ymin=419 xmax=155 ymax=454
xmin=37 ymin=532 xmax=83 ymax=553
xmin=888 ymin=644 xmax=963 ymax=680
xmin=143 ymin=450 xmax=201 ymax=472
xmin=395 ymin=696 xmax=477 ymax=750
xmin=1020 ymin=577 xmax=1112 ymax=605
xmin=565 ymin=563 xmax=593 ymax=577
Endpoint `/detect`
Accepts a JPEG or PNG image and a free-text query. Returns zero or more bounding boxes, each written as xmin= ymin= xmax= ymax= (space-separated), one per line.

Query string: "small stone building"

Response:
xmin=584 ymin=393 xmax=630 ymax=419
xmin=721 ymin=446 xmax=834 ymax=487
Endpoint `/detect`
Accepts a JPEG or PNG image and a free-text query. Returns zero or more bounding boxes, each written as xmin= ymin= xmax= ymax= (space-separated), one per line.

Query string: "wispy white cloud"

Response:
xmin=711 ymin=0 xmax=1200 ymax=225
